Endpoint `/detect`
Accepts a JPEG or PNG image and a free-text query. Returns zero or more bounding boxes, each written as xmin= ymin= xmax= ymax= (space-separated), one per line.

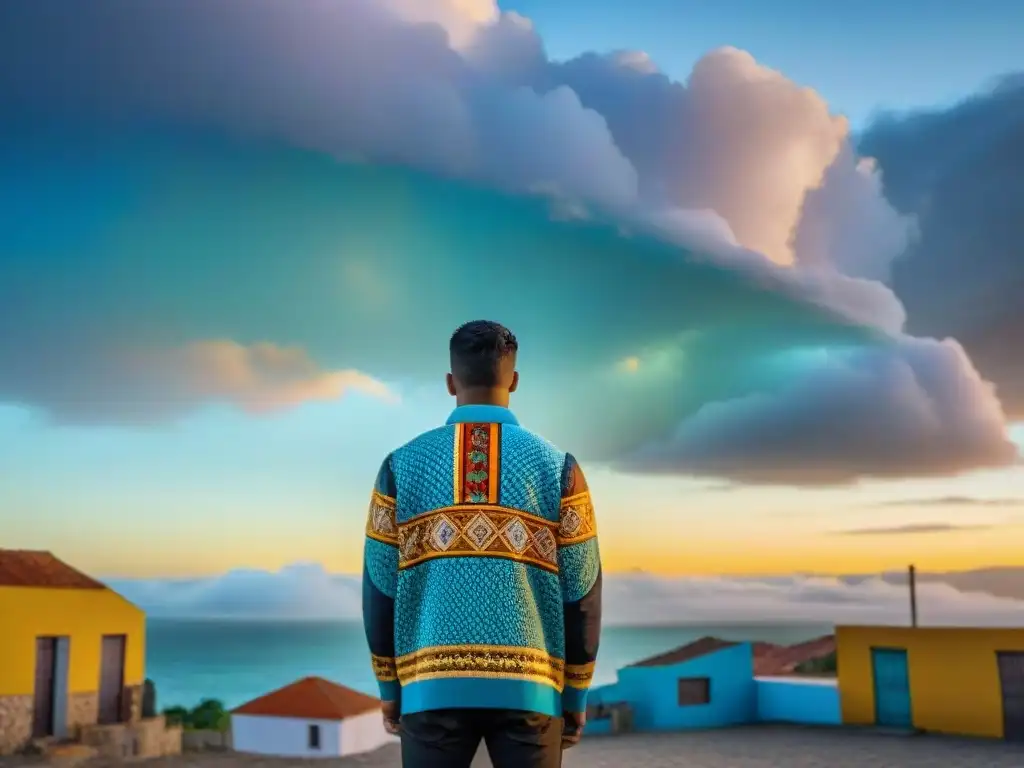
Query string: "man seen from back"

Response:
xmin=362 ymin=320 xmax=603 ymax=768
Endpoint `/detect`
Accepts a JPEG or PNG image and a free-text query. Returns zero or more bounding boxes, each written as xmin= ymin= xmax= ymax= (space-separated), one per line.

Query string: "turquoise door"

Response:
xmin=872 ymin=648 xmax=913 ymax=729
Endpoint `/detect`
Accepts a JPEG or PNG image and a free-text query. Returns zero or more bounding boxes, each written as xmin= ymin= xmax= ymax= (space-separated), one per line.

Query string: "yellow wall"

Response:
xmin=0 ymin=587 xmax=145 ymax=696
xmin=837 ymin=625 xmax=1024 ymax=739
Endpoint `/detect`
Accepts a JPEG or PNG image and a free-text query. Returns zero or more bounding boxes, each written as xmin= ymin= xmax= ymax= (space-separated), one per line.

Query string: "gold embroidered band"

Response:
xmin=558 ymin=492 xmax=597 ymax=546
xmin=397 ymin=506 xmax=559 ymax=573
xmin=564 ymin=661 xmax=596 ymax=690
xmin=371 ymin=653 xmax=398 ymax=682
xmin=397 ymin=644 xmax=565 ymax=689
xmin=366 ymin=490 xmax=398 ymax=547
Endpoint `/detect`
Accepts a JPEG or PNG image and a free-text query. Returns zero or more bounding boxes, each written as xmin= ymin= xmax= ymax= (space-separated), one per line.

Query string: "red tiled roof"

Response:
xmin=754 ymin=635 xmax=836 ymax=675
xmin=232 ymin=677 xmax=381 ymax=720
xmin=0 ymin=550 xmax=106 ymax=589
xmin=628 ymin=636 xmax=738 ymax=668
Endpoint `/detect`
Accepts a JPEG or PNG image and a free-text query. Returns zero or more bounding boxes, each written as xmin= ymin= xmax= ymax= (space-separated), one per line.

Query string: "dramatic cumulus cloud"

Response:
xmin=107 ymin=563 xmax=1024 ymax=628
xmin=0 ymin=0 xmax=1017 ymax=484
xmin=861 ymin=77 xmax=1024 ymax=415
xmin=623 ymin=336 xmax=1017 ymax=483
xmin=7 ymin=340 xmax=393 ymax=425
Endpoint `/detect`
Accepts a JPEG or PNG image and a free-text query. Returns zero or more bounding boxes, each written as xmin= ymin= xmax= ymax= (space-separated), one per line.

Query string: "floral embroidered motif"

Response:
xmin=465 ymin=513 xmax=499 ymax=549
xmin=365 ymin=491 xmax=398 ymax=546
xmin=429 ymin=516 xmax=458 ymax=551
xmin=465 ymin=424 xmax=490 ymax=502
xmin=398 ymin=505 xmax=559 ymax=572
xmin=501 ymin=519 xmax=530 ymax=554
xmin=456 ymin=423 xmax=500 ymax=504
xmin=558 ymin=491 xmax=597 ymax=546
xmin=531 ymin=528 xmax=557 ymax=560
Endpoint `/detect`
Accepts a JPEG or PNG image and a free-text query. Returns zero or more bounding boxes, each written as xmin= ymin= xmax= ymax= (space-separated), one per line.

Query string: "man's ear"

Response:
xmin=509 ymin=371 xmax=519 ymax=393
xmin=446 ymin=373 xmax=457 ymax=396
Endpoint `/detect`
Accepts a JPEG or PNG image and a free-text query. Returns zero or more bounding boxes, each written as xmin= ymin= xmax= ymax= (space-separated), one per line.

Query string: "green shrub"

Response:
xmin=160 ymin=699 xmax=230 ymax=732
xmin=161 ymin=705 xmax=189 ymax=726
xmin=188 ymin=699 xmax=230 ymax=732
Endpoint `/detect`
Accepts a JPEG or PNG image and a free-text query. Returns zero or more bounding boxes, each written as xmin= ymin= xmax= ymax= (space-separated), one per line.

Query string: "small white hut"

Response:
xmin=231 ymin=676 xmax=393 ymax=758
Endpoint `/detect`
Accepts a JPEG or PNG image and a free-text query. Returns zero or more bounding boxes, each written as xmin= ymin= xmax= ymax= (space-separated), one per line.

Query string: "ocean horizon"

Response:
xmin=146 ymin=618 xmax=832 ymax=711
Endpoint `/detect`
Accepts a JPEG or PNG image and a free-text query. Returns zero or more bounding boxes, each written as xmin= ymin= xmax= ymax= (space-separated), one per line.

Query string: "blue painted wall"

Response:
xmin=582 ymin=682 xmax=620 ymax=736
xmin=610 ymin=642 xmax=757 ymax=731
xmin=755 ymin=678 xmax=841 ymax=726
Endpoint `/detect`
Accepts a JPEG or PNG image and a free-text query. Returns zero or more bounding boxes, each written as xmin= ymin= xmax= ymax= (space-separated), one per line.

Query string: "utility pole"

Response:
xmin=908 ymin=564 xmax=918 ymax=628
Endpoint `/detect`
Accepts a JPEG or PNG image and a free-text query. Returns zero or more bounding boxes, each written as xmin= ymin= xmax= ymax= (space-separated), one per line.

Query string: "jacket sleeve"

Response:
xmin=557 ymin=452 xmax=602 ymax=714
xmin=362 ymin=454 xmax=400 ymax=703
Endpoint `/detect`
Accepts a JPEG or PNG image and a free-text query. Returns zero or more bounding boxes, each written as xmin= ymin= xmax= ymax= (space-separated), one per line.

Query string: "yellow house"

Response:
xmin=837 ymin=625 xmax=1024 ymax=741
xmin=0 ymin=549 xmax=146 ymax=755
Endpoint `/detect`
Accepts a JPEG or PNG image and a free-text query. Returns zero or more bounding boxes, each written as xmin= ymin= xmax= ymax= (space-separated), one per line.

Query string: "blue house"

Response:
xmin=585 ymin=635 xmax=841 ymax=735
xmin=586 ymin=637 xmax=757 ymax=733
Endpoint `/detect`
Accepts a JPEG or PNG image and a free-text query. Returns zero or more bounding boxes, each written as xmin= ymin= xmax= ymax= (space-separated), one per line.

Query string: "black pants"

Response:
xmin=400 ymin=709 xmax=562 ymax=768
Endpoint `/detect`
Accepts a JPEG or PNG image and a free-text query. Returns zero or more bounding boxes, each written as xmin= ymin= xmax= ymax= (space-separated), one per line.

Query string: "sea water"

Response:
xmin=146 ymin=618 xmax=830 ymax=710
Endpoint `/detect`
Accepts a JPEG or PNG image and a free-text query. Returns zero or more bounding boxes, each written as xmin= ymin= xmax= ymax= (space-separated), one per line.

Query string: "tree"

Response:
xmin=142 ymin=679 xmax=157 ymax=718
xmin=188 ymin=699 xmax=229 ymax=731
xmin=161 ymin=705 xmax=189 ymax=727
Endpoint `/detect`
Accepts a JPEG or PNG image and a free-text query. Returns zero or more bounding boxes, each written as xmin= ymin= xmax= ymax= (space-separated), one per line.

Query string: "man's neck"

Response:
xmin=456 ymin=389 xmax=510 ymax=408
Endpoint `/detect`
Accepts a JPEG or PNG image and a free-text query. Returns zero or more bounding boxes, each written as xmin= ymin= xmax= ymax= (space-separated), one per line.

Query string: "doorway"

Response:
xmin=871 ymin=647 xmax=913 ymax=729
xmin=32 ymin=637 xmax=57 ymax=738
xmin=997 ymin=651 xmax=1024 ymax=741
xmin=98 ymin=635 xmax=127 ymax=725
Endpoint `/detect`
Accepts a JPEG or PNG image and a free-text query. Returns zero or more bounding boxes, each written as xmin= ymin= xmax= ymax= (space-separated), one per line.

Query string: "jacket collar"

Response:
xmin=446 ymin=405 xmax=520 ymax=426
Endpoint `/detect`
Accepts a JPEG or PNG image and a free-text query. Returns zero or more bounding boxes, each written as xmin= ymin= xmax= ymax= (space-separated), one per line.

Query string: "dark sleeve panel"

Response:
xmin=362 ymin=454 xmax=400 ymax=702
xmin=560 ymin=451 xmax=589 ymax=498
xmin=558 ymin=452 xmax=602 ymax=713
xmin=362 ymin=561 xmax=399 ymax=700
xmin=564 ymin=566 xmax=603 ymax=665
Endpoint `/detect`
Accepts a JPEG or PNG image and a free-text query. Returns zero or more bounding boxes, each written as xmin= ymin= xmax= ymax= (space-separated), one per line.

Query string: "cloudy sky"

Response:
xmin=2 ymin=0 xmax=1023 ymax=581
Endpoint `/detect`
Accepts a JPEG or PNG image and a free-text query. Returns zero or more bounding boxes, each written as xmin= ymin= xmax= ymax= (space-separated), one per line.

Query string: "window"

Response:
xmin=677 ymin=676 xmax=711 ymax=706
xmin=308 ymin=724 xmax=321 ymax=750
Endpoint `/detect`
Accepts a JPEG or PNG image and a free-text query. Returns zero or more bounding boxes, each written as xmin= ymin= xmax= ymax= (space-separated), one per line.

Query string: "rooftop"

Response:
xmin=626 ymin=634 xmax=836 ymax=672
xmin=232 ymin=677 xmax=381 ymax=721
xmin=753 ymin=634 xmax=836 ymax=676
xmin=0 ymin=549 xmax=106 ymax=590
xmin=627 ymin=636 xmax=738 ymax=668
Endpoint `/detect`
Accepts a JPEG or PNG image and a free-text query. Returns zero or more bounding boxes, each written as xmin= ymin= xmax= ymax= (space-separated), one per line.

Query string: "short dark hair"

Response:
xmin=449 ymin=320 xmax=519 ymax=388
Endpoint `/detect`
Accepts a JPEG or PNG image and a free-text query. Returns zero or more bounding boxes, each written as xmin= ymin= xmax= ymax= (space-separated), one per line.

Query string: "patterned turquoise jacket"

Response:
xmin=362 ymin=404 xmax=602 ymax=717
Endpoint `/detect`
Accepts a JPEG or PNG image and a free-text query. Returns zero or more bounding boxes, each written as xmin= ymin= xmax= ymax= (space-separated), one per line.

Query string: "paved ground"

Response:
xmin=16 ymin=725 xmax=1019 ymax=768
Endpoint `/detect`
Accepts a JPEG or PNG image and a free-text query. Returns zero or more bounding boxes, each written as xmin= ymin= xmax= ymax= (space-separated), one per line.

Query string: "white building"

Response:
xmin=231 ymin=676 xmax=395 ymax=758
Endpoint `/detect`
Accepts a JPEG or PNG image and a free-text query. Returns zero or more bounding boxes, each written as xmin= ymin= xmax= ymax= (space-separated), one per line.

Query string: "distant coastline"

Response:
xmin=145 ymin=618 xmax=831 ymax=709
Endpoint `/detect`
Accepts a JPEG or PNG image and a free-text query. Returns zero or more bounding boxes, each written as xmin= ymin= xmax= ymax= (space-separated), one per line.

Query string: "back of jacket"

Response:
xmin=362 ymin=404 xmax=602 ymax=718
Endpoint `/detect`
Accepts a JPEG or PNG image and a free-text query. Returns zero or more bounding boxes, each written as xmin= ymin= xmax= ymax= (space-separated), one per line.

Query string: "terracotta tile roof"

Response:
xmin=754 ymin=635 xmax=836 ymax=676
xmin=627 ymin=636 xmax=738 ymax=668
xmin=0 ymin=550 xmax=106 ymax=589
xmin=232 ymin=677 xmax=381 ymax=720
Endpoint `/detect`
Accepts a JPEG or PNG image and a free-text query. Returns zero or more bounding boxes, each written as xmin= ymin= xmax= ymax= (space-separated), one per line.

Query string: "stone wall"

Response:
xmin=0 ymin=688 xmax=150 ymax=756
xmin=126 ymin=684 xmax=143 ymax=722
xmin=132 ymin=715 xmax=182 ymax=757
xmin=0 ymin=694 xmax=33 ymax=755
xmin=67 ymin=691 xmax=99 ymax=736
xmin=182 ymin=729 xmax=232 ymax=751
xmin=79 ymin=715 xmax=182 ymax=760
